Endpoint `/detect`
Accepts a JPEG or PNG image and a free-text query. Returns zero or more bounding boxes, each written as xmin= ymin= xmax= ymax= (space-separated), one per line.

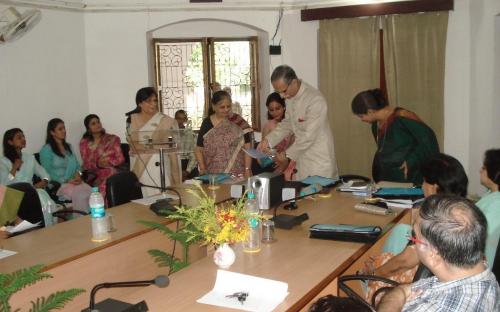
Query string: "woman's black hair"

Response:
xmin=46 ymin=118 xmax=72 ymax=158
xmin=308 ymin=294 xmax=371 ymax=312
xmin=82 ymin=114 xmax=105 ymax=142
xmin=125 ymin=87 xmax=158 ymax=123
xmin=265 ymin=92 xmax=286 ymax=120
xmin=421 ymin=153 xmax=468 ymax=197
xmin=483 ymin=148 xmax=500 ymax=187
xmin=3 ymin=128 xmax=23 ymax=164
xmin=351 ymin=88 xmax=388 ymax=115
xmin=207 ymin=90 xmax=231 ymax=116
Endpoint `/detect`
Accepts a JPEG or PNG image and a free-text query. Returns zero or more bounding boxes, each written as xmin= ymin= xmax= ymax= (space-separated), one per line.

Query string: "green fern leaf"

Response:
xmin=147 ymin=249 xmax=178 ymax=267
xmin=170 ymin=261 xmax=190 ymax=273
xmin=28 ymin=288 xmax=84 ymax=312
xmin=1 ymin=265 xmax=52 ymax=299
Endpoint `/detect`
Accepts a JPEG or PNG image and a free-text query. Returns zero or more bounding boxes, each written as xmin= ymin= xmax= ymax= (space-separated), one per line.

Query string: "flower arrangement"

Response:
xmin=170 ymin=185 xmax=250 ymax=245
xmin=139 ymin=184 xmax=253 ymax=272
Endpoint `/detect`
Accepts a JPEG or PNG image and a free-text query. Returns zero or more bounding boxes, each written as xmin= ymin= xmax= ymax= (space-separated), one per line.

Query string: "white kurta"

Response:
xmin=266 ymin=81 xmax=338 ymax=180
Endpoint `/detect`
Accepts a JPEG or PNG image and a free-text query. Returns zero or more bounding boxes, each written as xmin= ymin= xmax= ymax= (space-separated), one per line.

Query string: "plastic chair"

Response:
xmin=338 ymin=263 xmax=434 ymax=309
xmin=106 ymin=171 xmax=143 ymax=208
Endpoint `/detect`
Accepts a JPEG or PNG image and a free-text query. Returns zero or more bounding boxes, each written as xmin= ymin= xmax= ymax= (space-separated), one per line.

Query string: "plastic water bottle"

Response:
xmin=243 ymin=192 xmax=261 ymax=253
xmin=89 ymin=187 xmax=110 ymax=242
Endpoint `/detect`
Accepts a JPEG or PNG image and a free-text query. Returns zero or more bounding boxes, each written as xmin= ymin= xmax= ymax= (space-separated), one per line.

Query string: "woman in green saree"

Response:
xmin=351 ymin=89 xmax=439 ymax=184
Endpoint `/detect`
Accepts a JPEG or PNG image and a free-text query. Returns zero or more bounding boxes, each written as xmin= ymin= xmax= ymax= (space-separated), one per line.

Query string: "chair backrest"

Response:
xmin=120 ymin=143 xmax=130 ymax=169
xmin=8 ymin=182 xmax=44 ymax=226
xmin=106 ymin=171 xmax=142 ymax=208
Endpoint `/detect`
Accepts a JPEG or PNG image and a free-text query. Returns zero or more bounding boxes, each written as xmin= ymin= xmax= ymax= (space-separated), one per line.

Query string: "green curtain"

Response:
xmin=383 ymin=12 xmax=448 ymax=148
xmin=319 ymin=17 xmax=380 ymax=177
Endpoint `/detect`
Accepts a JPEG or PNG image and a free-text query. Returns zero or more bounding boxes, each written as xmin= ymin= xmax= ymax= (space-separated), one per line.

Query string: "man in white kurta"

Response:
xmin=261 ymin=65 xmax=338 ymax=180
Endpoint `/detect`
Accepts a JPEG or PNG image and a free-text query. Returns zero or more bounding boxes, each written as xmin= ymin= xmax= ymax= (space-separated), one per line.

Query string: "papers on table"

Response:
xmin=337 ymin=180 xmax=371 ymax=193
xmin=197 ymin=270 xmax=289 ymax=312
xmin=0 ymin=248 xmax=17 ymax=260
xmin=131 ymin=193 xmax=179 ymax=206
xmin=4 ymin=220 xmax=41 ymax=234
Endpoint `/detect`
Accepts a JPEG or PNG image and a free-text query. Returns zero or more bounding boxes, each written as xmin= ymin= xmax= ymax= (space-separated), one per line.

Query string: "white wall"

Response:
xmin=445 ymin=0 xmax=500 ymax=195
xmin=84 ymin=9 xmax=318 ymax=139
xmin=0 ymin=6 xmax=88 ymax=156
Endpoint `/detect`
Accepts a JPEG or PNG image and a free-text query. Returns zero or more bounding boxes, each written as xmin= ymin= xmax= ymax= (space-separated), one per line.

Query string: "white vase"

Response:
xmin=213 ymin=243 xmax=236 ymax=269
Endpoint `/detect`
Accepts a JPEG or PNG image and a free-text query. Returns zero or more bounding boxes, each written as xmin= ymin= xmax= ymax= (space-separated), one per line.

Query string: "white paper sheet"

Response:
xmin=0 ymin=249 xmax=17 ymax=260
xmin=4 ymin=220 xmax=41 ymax=234
xmin=197 ymin=270 xmax=289 ymax=312
xmin=131 ymin=193 xmax=179 ymax=206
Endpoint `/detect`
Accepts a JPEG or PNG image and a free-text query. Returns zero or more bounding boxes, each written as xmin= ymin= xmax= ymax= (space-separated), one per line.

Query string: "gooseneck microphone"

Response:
xmin=136 ymin=182 xmax=183 ymax=216
xmin=89 ymin=275 xmax=169 ymax=311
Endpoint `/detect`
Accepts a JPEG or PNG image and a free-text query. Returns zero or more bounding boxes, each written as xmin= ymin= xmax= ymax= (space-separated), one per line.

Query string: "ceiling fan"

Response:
xmin=0 ymin=7 xmax=41 ymax=44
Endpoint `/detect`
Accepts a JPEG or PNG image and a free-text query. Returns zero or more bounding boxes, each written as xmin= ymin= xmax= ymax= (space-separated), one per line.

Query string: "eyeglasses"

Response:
xmin=406 ymin=235 xmax=429 ymax=247
xmin=275 ymin=80 xmax=293 ymax=95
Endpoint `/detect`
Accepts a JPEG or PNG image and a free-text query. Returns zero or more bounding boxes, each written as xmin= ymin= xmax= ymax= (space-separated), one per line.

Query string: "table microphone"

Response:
xmin=88 ymin=275 xmax=169 ymax=311
xmin=135 ymin=182 xmax=183 ymax=215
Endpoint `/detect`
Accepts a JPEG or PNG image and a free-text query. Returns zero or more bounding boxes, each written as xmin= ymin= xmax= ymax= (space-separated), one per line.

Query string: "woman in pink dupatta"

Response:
xmin=195 ymin=90 xmax=253 ymax=178
xmin=80 ymin=114 xmax=125 ymax=200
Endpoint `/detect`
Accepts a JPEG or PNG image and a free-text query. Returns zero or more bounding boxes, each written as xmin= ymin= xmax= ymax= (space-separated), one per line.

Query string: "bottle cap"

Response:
xmin=91 ymin=187 xmax=99 ymax=193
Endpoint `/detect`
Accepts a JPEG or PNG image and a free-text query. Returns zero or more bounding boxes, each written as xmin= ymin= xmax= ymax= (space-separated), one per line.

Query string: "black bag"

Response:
xmin=309 ymin=224 xmax=382 ymax=243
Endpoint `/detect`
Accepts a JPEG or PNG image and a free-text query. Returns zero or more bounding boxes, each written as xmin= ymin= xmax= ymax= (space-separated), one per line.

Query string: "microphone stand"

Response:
xmin=89 ymin=279 xmax=155 ymax=310
xmin=85 ymin=275 xmax=169 ymax=312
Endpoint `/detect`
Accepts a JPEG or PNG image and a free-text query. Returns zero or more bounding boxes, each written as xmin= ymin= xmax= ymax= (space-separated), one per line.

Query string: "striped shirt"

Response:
xmin=403 ymin=268 xmax=499 ymax=312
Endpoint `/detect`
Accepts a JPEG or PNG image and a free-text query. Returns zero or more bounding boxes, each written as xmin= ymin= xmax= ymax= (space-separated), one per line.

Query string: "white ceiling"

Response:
xmin=0 ymin=0 xmax=410 ymax=11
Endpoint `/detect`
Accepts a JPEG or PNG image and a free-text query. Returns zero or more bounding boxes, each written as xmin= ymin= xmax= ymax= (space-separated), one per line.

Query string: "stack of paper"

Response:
xmin=337 ymin=181 xmax=371 ymax=195
xmin=197 ymin=270 xmax=289 ymax=311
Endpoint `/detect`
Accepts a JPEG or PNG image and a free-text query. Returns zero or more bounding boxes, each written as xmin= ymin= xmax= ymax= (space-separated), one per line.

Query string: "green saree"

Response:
xmin=371 ymin=107 xmax=439 ymax=185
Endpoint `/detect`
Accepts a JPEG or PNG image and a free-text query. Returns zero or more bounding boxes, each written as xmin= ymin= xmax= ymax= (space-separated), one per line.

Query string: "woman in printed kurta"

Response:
xmin=40 ymin=118 xmax=92 ymax=212
xmin=195 ymin=90 xmax=253 ymax=178
xmin=352 ymin=89 xmax=439 ymax=184
xmin=80 ymin=114 xmax=125 ymax=200
xmin=0 ymin=128 xmax=55 ymax=225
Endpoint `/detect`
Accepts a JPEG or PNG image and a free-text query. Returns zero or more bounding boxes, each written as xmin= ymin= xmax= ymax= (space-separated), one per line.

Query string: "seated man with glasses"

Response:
xmin=378 ymin=195 xmax=500 ymax=312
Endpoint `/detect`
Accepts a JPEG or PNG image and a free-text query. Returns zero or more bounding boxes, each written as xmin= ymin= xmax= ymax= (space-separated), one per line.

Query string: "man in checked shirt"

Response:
xmin=378 ymin=195 xmax=499 ymax=312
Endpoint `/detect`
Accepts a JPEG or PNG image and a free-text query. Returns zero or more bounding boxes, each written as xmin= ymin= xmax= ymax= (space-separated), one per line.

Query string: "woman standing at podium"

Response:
xmin=126 ymin=87 xmax=181 ymax=196
xmin=195 ymin=90 xmax=253 ymax=178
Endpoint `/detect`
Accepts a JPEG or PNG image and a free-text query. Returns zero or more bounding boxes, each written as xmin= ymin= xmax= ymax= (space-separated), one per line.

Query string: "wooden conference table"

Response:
xmin=2 ymin=184 xmax=409 ymax=311
xmin=2 ymin=185 xmax=231 ymax=311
